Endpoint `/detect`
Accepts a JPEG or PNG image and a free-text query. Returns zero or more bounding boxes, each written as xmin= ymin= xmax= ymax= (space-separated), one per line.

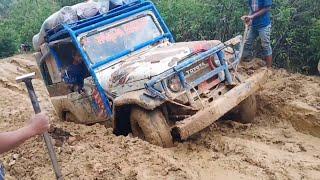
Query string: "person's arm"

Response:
xmin=242 ymin=0 xmax=272 ymax=25
xmin=0 ymin=113 xmax=49 ymax=154
xmin=242 ymin=7 xmax=271 ymax=25
xmin=250 ymin=7 xmax=271 ymax=19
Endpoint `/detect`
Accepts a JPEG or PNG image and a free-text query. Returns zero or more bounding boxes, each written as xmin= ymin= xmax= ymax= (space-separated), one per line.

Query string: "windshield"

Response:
xmin=80 ymin=14 xmax=162 ymax=64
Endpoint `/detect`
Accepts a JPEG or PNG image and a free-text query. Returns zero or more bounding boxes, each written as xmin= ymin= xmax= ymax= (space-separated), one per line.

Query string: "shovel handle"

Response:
xmin=239 ymin=24 xmax=250 ymax=61
xmin=24 ymin=79 xmax=63 ymax=180
xmin=43 ymin=132 xmax=63 ymax=180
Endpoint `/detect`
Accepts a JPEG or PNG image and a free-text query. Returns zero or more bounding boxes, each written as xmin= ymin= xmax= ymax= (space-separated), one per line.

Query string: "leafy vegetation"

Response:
xmin=0 ymin=0 xmax=14 ymax=18
xmin=0 ymin=0 xmax=58 ymax=55
xmin=0 ymin=0 xmax=319 ymax=74
xmin=155 ymin=0 xmax=320 ymax=74
xmin=55 ymin=0 xmax=83 ymax=7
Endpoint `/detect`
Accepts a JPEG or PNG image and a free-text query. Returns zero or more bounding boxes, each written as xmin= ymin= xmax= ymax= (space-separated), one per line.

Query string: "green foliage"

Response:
xmin=310 ymin=20 xmax=320 ymax=63
xmin=155 ymin=0 xmax=246 ymax=41
xmin=56 ymin=0 xmax=84 ymax=7
xmin=0 ymin=0 xmax=15 ymax=18
xmin=156 ymin=0 xmax=320 ymax=74
xmin=0 ymin=24 xmax=16 ymax=57
xmin=271 ymin=0 xmax=320 ymax=74
xmin=0 ymin=0 xmax=59 ymax=58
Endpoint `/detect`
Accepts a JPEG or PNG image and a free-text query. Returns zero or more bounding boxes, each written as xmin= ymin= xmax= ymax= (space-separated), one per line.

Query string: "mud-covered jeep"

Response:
xmin=35 ymin=0 xmax=267 ymax=147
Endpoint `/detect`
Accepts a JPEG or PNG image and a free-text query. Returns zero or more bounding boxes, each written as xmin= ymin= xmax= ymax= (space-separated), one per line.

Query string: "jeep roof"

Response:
xmin=45 ymin=0 xmax=174 ymax=69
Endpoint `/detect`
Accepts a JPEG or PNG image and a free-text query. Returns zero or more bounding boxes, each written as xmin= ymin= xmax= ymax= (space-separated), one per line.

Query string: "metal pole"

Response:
xmin=24 ymin=79 xmax=63 ymax=180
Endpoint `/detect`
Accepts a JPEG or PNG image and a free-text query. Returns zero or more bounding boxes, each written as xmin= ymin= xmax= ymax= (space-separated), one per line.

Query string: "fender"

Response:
xmin=113 ymin=89 xmax=164 ymax=110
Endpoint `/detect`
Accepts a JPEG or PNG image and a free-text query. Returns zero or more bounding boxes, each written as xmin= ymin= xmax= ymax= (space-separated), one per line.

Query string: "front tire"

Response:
xmin=130 ymin=107 xmax=173 ymax=147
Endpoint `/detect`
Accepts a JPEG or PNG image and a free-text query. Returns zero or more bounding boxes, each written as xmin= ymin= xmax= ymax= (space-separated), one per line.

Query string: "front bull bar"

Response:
xmin=145 ymin=36 xmax=243 ymax=100
xmin=173 ymin=69 xmax=269 ymax=140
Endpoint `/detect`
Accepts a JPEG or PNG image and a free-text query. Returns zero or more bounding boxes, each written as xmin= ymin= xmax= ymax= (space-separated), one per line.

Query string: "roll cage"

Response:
xmin=43 ymin=0 xmax=174 ymax=118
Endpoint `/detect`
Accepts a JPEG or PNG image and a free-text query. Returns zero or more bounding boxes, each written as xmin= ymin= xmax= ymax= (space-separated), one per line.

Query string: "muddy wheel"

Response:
xmin=130 ymin=107 xmax=173 ymax=147
xmin=237 ymin=95 xmax=257 ymax=123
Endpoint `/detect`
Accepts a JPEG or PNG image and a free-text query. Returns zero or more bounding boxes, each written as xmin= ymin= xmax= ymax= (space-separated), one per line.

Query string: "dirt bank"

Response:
xmin=0 ymin=55 xmax=319 ymax=180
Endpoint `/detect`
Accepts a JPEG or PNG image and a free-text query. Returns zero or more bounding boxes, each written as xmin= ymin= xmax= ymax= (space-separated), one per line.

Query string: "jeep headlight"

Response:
xmin=167 ymin=75 xmax=182 ymax=92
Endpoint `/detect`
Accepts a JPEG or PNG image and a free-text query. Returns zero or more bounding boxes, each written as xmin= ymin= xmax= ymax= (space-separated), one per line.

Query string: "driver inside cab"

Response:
xmin=62 ymin=52 xmax=88 ymax=93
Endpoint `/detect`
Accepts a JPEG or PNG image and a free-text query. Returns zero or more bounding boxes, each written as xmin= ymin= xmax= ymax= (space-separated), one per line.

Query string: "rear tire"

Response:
xmin=237 ymin=95 xmax=257 ymax=123
xmin=130 ymin=107 xmax=173 ymax=147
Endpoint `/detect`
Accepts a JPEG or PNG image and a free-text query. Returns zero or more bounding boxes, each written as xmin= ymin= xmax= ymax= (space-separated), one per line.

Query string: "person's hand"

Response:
xmin=27 ymin=113 xmax=50 ymax=136
xmin=241 ymin=15 xmax=253 ymax=25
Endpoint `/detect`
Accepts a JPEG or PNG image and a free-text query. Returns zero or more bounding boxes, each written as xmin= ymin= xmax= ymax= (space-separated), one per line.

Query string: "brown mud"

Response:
xmin=0 ymin=55 xmax=319 ymax=180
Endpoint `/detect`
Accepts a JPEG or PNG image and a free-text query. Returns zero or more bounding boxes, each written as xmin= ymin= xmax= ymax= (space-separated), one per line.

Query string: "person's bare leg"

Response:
xmin=265 ymin=55 xmax=272 ymax=68
xmin=259 ymin=25 xmax=272 ymax=68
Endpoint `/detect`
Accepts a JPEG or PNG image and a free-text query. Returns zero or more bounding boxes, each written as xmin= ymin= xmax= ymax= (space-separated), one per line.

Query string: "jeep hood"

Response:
xmin=96 ymin=40 xmax=221 ymax=97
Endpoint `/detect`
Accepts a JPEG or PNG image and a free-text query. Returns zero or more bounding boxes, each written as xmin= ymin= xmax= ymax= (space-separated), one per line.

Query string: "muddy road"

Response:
xmin=0 ymin=54 xmax=319 ymax=180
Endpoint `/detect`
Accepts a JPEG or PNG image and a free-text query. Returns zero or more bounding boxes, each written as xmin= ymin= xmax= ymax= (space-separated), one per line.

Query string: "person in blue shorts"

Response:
xmin=242 ymin=0 xmax=273 ymax=68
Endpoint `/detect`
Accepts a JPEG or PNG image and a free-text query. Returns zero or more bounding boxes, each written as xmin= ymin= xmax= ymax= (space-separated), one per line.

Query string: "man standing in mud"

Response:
xmin=242 ymin=0 xmax=273 ymax=67
xmin=0 ymin=113 xmax=49 ymax=180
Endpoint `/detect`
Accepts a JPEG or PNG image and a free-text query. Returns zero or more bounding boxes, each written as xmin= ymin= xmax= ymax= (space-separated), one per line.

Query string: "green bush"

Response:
xmin=271 ymin=0 xmax=320 ymax=74
xmin=155 ymin=0 xmax=320 ymax=74
xmin=155 ymin=0 xmax=246 ymax=41
xmin=56 ymin=0 xmax=84 ymax=7
xmin=0 ymin=27 xmax=16 ymax=57
xmin=0 ymin=0 xmax=59 ymax=58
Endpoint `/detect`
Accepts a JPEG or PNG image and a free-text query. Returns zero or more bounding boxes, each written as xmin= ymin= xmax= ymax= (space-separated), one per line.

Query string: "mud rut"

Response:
xmin=0 ymin=55 xmax=319 ymax=180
